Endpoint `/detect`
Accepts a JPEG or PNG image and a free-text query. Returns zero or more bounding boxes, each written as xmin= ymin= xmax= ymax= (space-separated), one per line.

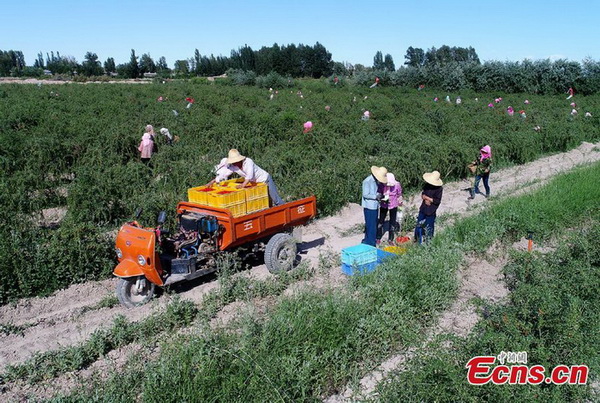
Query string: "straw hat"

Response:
xmin=371 ymin=166 xmax=388 ymax=183
xmin=227 ymin=149 xmax=245 ymax=164
xmin=423 ymin=170 xmax=443 ymax=186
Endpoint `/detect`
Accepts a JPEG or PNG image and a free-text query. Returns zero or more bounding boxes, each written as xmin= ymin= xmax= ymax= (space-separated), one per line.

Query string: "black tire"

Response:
xmin=264 ymin=233 xmax=297 ymax=274
xmin=116 ymin=277 xmax=155 ymax=308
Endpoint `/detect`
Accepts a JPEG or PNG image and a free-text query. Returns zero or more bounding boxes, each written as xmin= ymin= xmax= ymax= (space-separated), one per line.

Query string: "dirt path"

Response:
xmin=0 ymin=141 xmax=598 ymax=376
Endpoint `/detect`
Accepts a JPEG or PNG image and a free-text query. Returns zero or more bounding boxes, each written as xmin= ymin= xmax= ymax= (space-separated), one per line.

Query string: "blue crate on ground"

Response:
xmin=341 ymin=248 xmax=398 ymax=276
xmin=377 ymin=248 xmax=396 ymax=263
xmin=341 ymin=261 xmax=378 ymax=276
xmin=341 ymin=244 xmax=377 ymax=266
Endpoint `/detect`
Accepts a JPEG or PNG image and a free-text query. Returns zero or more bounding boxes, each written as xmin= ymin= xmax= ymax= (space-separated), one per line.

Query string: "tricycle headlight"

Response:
xmin=137 ymin=254 xmax=146 ymax=266
xmin=115 ymin=248 xmax=123 ymax=259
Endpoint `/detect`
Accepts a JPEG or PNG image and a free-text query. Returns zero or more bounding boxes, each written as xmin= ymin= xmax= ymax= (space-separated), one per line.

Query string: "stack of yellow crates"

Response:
xmin=187 ymin=184 xmax=246 ymax=217
xmin=187 ymin=179 xmax=269 ymax=217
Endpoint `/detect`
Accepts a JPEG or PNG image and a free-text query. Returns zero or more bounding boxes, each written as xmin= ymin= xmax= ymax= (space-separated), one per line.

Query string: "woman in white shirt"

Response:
xmin=207 ymin=149 xmax=284 ymax=206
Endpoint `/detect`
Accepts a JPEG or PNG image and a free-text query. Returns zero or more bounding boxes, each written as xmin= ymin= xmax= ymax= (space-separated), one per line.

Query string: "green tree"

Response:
xmin=404 ymin=46 xmax=425 ymax=67
xmin=0 ymin=50 xmax=25 ymax=75
xmin=126 ymin=49 xmax=139 ymax=78
xmin=80 ymin=52 xmax=103 ymax=76
xmin=45 ymin=51 xmax=78 ymax=75
xmin=104 ymin=57 xmax=116 ymax=74
xmin=174 ymin=59 xmax=190 ymax=75
xmin=239 ymin=44 xmax=255 ymax=71
xmin=383 ymin=54 xmax=395 ymax=71
xmin=156 ymin=56 xmax=170 ymax=74
xmin=33 ymin=52 xmax=44 ymax=69
xmin=193 ymin=49 xmax=201 ymax=75
xmin=373 ymin=51 xmax=384 ymax=70
xmin=139 ymin=53 xmax=156 ymax=74
xmin=311 ymin=42 xmax=333 ymax=78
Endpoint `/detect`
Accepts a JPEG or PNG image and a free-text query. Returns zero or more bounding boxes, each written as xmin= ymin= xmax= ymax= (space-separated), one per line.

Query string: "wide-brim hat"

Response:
xmin=227 ymin=149 xmax=245 ymax=164
xmin=371 ymin=166 xmax=388 ymax=183
xmin=423 ymin=170 xmax=443 ymax=186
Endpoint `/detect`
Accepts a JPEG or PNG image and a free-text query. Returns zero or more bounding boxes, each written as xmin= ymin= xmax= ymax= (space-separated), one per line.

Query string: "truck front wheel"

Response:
xmin=265 ymin=233 xmax=297 ymax=273
xmin=116 ymin=276 xmax=155 ymax=308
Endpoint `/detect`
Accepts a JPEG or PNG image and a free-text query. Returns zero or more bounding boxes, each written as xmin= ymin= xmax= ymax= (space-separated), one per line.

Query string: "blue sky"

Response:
xmin=6 ymin=0 xmax=599 ymax=68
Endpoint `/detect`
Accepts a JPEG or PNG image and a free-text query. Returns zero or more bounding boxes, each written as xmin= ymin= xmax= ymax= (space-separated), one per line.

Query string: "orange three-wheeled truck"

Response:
xmin=113 ymin=196 xmax=316 ymax=307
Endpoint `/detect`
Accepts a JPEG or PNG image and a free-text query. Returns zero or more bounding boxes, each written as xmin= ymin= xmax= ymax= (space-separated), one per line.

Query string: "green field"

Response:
xmin=0 ymin=80 xmax=599 ymax=302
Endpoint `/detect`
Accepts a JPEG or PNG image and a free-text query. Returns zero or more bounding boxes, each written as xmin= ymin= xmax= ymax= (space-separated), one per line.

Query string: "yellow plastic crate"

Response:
xmin=206 ymin=188 xmax=246 ymax=207
xmin=224 ymin=201 xmax=246 ymax=217
xmin=187 ymin=186 xmax=214 ymax=204
xmin=216 ymin=178 xmax=244 ymax=188
xmin=217 ymin=179 xmax=268 ymax=200
xmin=246 ymin=196 xmax=269 ymax=214
xmin=245 ymin=182 xmax=268 ymax=200
xmin=383 ymin=245 xmax=409 ymax=255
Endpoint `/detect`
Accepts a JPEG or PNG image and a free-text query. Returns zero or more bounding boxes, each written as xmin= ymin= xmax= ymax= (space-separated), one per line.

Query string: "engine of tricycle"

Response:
xmin=160 ymin=211 xmax=220 ymax=275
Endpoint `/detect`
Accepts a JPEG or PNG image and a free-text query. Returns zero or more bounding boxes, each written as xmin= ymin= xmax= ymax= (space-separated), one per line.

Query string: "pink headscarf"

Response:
xmin=138 ymin=133 xmax=153 ymax=152
xmin=386 ymin=172 xmax=398 ymax=187
xmin=480 ymin=145 xmax=492 ymax=160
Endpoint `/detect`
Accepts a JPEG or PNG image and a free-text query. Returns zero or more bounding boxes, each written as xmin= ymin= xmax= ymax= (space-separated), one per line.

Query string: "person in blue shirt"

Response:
xmin=362 ymin=166 xmax=388 ymax=246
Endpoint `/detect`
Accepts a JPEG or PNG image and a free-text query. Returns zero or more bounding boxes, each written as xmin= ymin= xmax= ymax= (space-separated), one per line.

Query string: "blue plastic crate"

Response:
xmin=341 ymin=261 xmax=378 ymax=276
xmin=341 ymin=244 xmax=377 ymax=266
xmin=377 ymin=248 xmax=396 ymax=263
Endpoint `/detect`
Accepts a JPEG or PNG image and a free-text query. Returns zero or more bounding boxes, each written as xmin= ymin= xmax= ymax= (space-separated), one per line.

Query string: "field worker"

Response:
xmin=468 ymin=145 xmax=492 ymax=200
xmin=207 ymin=149 xmax=284 ymax=206
xmin=160 ymin=127 xmax=173 ymax=145
xmin=376 ymin=172 xmax=403 ymax=244
xmin=144 ymin=124 xmax=158 ymax=153
xmin=414 ymin=170 xmax=443 ymax=242
xmin=362 ymin=166 xmax=388 ymax=246
xmin=138 ymin=132 xmax=154 ymax=165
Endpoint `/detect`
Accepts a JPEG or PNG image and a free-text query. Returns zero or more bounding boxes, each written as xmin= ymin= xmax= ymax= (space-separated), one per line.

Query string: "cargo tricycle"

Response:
xmin=113 ymin=196 xmax=316 ymax=307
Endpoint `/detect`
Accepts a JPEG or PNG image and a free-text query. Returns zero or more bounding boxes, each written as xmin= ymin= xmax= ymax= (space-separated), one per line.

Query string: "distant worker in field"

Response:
xmin=376 ymin=172 xmax=403 ymax=244
xmin=567 ymin=87 xmax=575 ymax=100
xmin=468 ymin=145 xmax=492 ymax=200
xmin=362 ymin=166 xmax=388 ymax=246
xmin=143 ymin=124 xmax=158 ymax=153
xmin=138 ymin=132 xmax=154 ymax=165
xmin=414 ymin=170 xmax=443 ymax=243
xmin=160 ymin=127 xmax=174 ymax=145
xmin=370 ymin=76 xmax=380 ymax=88
xmin=207 ymin=149 xmax=284 ymax=206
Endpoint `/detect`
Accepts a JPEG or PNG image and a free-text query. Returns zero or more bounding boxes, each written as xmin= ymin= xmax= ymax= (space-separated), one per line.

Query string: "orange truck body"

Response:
xmin=113 ymin=196 xmax=317 ymax=285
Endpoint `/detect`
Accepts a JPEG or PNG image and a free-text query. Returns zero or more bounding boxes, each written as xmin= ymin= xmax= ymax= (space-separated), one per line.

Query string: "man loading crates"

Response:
xmin=206 ymin=149 xmax=284 ymax=206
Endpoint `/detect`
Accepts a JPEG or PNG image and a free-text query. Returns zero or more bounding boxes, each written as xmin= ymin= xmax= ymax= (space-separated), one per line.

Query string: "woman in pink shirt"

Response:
xmin=377 ymin=172 xmax=403 ymax=243
xmin=138 ymin=133 xmax=154 ymax=165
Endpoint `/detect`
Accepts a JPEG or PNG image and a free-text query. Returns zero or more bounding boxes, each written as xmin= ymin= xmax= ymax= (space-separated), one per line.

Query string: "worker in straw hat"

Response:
xmin=362 ymin=166 xmax=388 ymax=246
xmin=414 ymin=170 xmax=444 ymax=243
xmin=207 ymin=149 xmax=284 ymax=206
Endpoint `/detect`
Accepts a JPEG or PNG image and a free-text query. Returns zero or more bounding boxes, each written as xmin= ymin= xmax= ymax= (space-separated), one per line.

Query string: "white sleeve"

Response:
xmin=242 ymin=158 xmax=255 ymax=181
xmin=214 ymin=158 xmax=231 ymax=182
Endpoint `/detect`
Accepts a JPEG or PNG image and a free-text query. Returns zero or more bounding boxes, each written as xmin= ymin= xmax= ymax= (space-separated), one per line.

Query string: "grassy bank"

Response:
xmin=376 ymin=221 xmax=600 ymax=402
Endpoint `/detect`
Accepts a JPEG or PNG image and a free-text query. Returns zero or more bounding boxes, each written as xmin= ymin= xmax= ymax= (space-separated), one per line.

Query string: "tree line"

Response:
xmin=1 ymin=44 xmax=475 ymax=79
xmin=1 ymin=44 xmax=599 ymax=94
xmin=0 ymin=42 xmax=335 ymax=79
